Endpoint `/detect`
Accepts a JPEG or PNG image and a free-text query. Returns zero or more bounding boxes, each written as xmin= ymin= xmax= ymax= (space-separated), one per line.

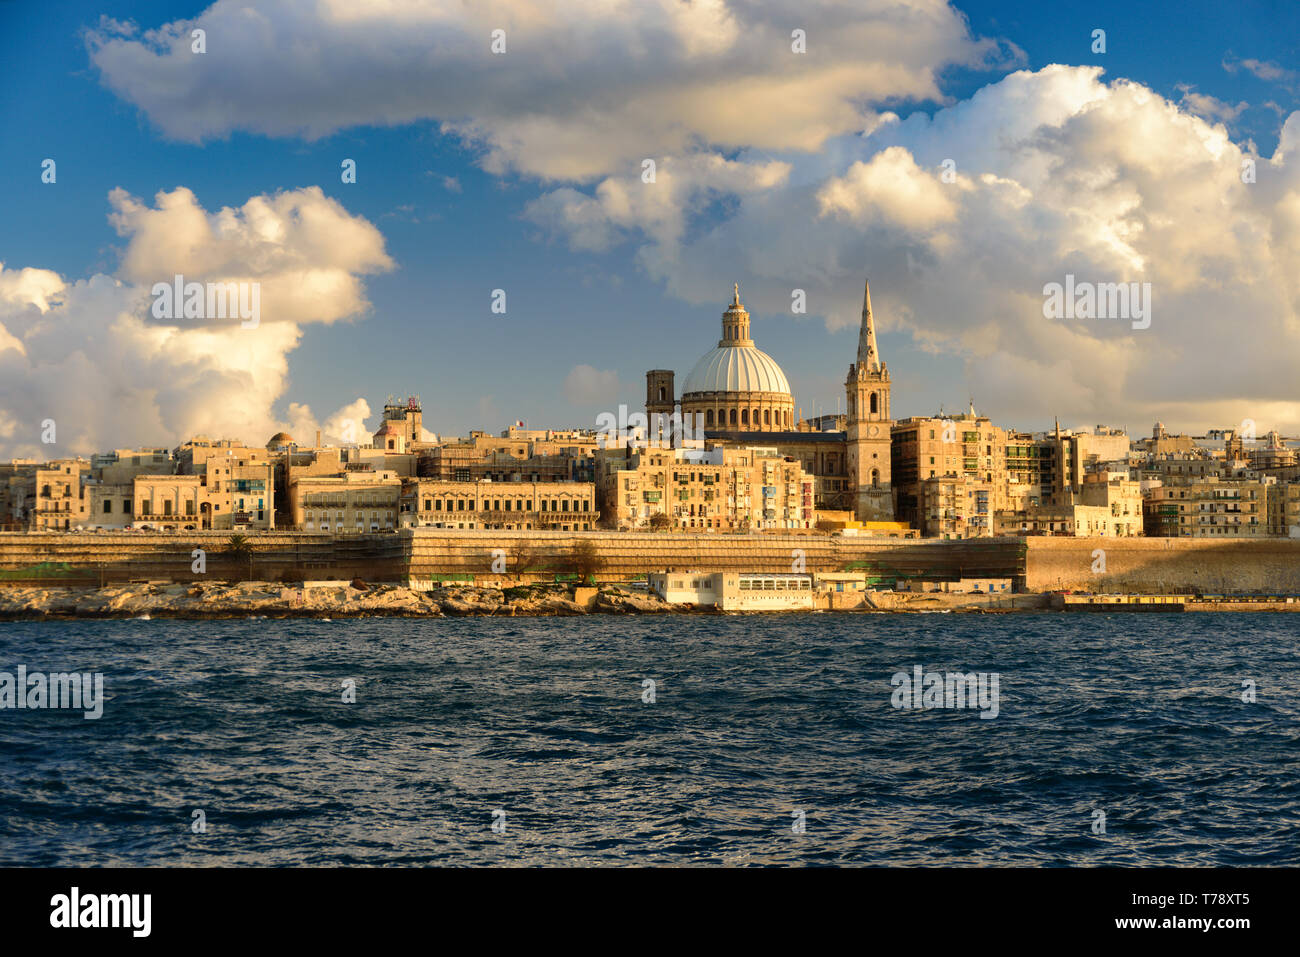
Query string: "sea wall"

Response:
xmin=0 ymin=529 xmax=1024 ymax=586
xmin=0 ymin=531 xmax=403 ymax=585
xmin=1024 ymin=537 xmax=1300 ymax=594
xmin=404 ymin=528 xmax=1022 ymax=582
xmin=11 ymin=530 xmax=1297 ymax=594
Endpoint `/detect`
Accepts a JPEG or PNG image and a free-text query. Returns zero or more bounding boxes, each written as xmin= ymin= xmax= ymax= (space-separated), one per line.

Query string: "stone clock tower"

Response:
xmin=845 ymin=280 xmax=894 ymax=521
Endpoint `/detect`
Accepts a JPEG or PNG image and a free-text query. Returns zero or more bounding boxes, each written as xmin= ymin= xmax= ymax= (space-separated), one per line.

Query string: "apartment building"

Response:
xmin=597 ymin=444 xmax=814 ymax=531
xmin=289 ymin=470 xmax=402 ymax=532
xmin=400 ymin=479 xmax=598 ymax=530
xmin=1142 ymin=479 xmax=1272 ymax=537
xmin=28 ymin=459 xmax=90 ymax=530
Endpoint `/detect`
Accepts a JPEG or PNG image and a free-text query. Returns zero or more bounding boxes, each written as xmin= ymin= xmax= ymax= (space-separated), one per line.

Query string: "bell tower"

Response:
xmin=845 ymin=279 xmax=894 ymax=521
xmin=646 ymin=370 xmax=675 ymax=418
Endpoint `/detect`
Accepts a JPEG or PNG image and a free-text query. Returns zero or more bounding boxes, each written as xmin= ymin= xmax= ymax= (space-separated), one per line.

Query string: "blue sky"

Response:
xmin=1 ymin=0 xmax=1297 ymax=456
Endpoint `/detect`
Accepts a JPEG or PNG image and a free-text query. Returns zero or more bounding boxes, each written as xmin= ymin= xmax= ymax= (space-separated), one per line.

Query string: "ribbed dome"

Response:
xmin=682 ymin=344 xmax=791 ymax=396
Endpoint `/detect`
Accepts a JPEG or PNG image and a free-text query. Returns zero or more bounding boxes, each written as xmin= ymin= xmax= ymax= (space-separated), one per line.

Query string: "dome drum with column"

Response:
xmin=678 ymin=285 xmax=795 ymax=432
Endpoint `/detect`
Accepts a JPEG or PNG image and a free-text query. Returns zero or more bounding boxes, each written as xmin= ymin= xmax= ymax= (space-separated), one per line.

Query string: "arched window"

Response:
xmin=763 ymin=410 xmax=770 ymax=425
xmin=741 ymin=409 xmax=749 ymax=425
xmin=705 ymin=409 xmax=714 ymax=426
xmin=752 ymin=409 xmax=759 ymax=426
xmin=869 ymin=393 xmax=878 ymax=415
xmin=658 ymin=386 xmax=666 ymax=401
xmin=730 ymin=409 xmax=738 ymax=425
xmin=871 ymin=468 xmax=880 ymax=488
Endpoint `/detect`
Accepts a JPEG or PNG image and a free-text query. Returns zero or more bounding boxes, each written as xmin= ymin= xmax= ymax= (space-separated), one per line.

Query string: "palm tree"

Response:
xmin=225 ymin=534 xmax=253 ymax=581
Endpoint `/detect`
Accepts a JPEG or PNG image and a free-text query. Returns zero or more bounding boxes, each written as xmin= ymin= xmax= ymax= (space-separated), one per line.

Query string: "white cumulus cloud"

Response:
xmin=0 ymin=188 xmax=394 ymax=460
xmin=87 ymin=0 xmax=1013 ymax=180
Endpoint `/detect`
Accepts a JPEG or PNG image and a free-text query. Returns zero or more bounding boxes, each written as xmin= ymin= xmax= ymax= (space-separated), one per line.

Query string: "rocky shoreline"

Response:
xmin=0 ymin=579 xmax=1040 ymax=619
xmin=0 ymin=580 xmax=693 ymax=620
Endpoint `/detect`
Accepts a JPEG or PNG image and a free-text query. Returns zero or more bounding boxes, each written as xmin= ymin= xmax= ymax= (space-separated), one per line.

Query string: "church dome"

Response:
xmin=680 ymin=284 xmax=792 ymax=397
xmin=682 ymin=344 xmax=791 ymax=396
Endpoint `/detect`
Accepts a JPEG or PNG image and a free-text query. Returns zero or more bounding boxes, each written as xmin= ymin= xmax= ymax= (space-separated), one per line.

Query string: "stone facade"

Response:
xmin=596 ymin=444 xmax=814 ymax=531
xmin=844 ymin=280 xmax=893 ymax=521
xmin=401 ymin=479 xmax=597 ymax=530
xmin=290 ymin=470 xmax=402 ymax=532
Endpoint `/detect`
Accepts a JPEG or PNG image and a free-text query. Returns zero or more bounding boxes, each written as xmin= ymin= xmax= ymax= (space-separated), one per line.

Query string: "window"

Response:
xmin=104 ymin=500 xmax=112 ymax=514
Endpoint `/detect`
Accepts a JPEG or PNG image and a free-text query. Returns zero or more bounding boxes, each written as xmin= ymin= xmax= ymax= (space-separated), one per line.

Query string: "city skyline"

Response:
xmin=2 ymin=0 xmax=1299 ymax=460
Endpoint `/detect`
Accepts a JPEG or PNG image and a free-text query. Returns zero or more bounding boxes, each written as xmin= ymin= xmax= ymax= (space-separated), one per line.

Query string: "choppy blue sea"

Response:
xmin=0 ymin=612 xmax=1297 ymax=866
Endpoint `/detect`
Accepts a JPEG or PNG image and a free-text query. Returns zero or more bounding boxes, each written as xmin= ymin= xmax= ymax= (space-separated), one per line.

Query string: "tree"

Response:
xmin=648 ymin=513 xmax=673 ymax=532
xmin=567 ymin=539 xmax=605 ymax=582
xmin=224 ymin=533 xmax=253 ymax=581
xmin=509 ymin=540 xmax=539 ymax=574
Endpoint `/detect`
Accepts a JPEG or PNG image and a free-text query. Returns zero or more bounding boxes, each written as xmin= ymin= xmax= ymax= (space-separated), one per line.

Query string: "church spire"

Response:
xmin=857 ymin=279 xmax=881 ymax=373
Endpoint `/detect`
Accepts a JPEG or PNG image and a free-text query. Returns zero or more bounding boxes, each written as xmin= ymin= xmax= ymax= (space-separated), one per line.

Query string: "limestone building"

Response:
xmin=400 ymin=480 xmax=597 ymax=530
xmin=596 ymin=444 xmax=814 ymax=531
xmin=645 ymin=280 xmax=891 ymax=523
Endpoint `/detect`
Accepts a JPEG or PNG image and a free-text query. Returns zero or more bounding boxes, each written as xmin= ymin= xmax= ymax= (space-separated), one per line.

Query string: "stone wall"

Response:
xmin=0 ymin=529 xmax=1024 ymax=586
xmin=404 ymin=528 xmax=1023 ymax=583
xmin=0 ymin=531 xmax=403 ymax=584
xmin=1024 ymin=536 xmax=1300 ymax=594
xmin=6 ymin=530 xmax=1297 ymax=594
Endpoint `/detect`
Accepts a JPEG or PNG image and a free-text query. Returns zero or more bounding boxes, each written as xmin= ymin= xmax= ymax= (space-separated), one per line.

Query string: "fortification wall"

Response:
xmin=6 ymin=530 xmax=1296 ymax=594
xmin=0 ymin=531 xmax=403 ymax=584
xmin=404 ymin=529 xmax=1023 ymax=582
xmin=1024 ymin=537 xmax=1300 ymax=594
xmin=0 ymin=529 xmax=1024 ymax=585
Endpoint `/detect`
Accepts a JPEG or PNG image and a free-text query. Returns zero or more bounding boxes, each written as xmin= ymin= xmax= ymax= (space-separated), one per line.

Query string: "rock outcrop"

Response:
xmin=0 ymin=581 xmax=682 ymax=619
